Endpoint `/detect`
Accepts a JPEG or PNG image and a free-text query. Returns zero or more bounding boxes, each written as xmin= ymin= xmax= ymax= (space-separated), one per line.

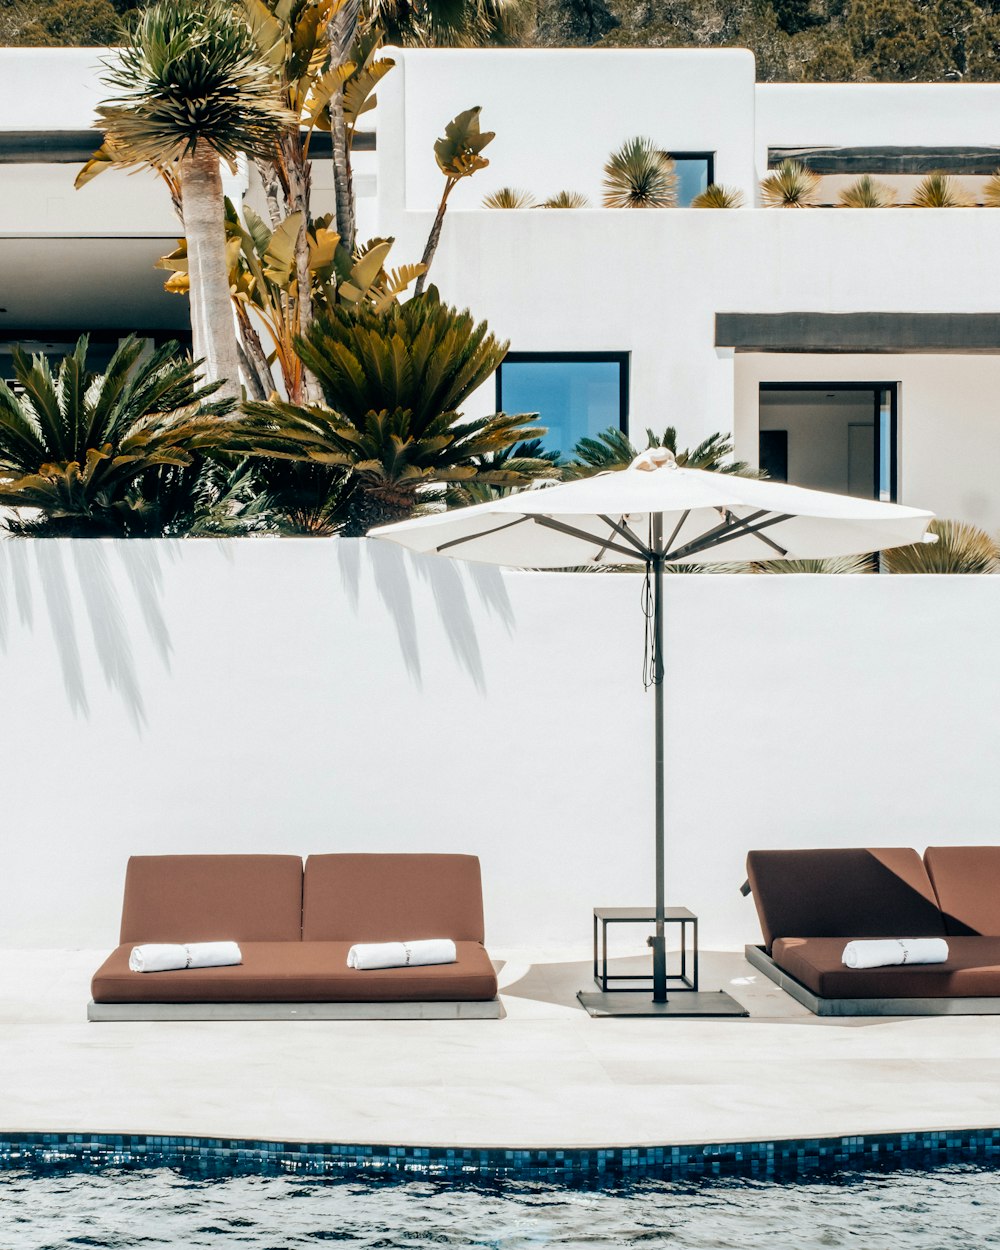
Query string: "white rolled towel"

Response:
xmin=347 ymin=939 xmax=457 ymax=970
xmin=842 ymin=938 xmax=949 ymax=970
xmin=128 ymin=941 xmax=243 ymax=973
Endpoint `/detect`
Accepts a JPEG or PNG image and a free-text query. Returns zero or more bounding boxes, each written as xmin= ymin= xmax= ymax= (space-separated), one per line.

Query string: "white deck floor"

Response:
xmin=3 ymin=948 xmax=1000 ymax=1150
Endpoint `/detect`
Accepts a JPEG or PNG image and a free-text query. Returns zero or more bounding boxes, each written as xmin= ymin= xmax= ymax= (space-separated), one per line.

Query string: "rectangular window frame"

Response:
xmin=669 ymin=152 xmax=716 ymax=205
xmin=758 ymin=380 xmax=898 ymax=503
xmin=496 ymin=351 xmax=631 ymax=450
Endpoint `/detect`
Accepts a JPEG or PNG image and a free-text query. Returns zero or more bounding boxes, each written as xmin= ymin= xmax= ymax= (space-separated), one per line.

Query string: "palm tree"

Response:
xmin=563 ymin=426 xmax=759 ymax=480
xmin=237 ymin=287 xmax=547 ymax=533
xmin=837 ymin=175 xmax=897 ymax=208
xmin=691 ymin=183 xmax=744 ymax=208
xmin=760 ymin=159 xmax=820 ymax=208
xmin=909 ymin=173 xmax=974 ymax=208
xmin=882 ymin=519 xmax=999 ymax=573
xmin=93 ymin=0 xmax=292 ymax=401
xmin=602 ymin=138 xmax=677 ymax=209
xmin=0 ymin=337 xmax=240 ymax=536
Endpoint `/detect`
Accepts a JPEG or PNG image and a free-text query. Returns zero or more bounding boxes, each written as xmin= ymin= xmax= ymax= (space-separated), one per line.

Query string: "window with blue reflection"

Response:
xmin=497 ymin=354 xmax=628 ymax=462
xmin=672 ymin=156 xmax=713 ymax=206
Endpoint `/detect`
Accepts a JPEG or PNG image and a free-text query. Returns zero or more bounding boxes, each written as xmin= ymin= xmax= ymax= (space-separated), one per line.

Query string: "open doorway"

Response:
xmin=758 ymin=383 xmax=897 ymax=502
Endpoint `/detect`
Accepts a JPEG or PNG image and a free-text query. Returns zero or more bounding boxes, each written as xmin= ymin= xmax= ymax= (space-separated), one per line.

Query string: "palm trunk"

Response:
xmin=413 ymin=181 xmax=454 ymax=297
xmin=279 ymin=131 xmax=322 ymax=404
xmin=180 ymin=143 xmax=242 ymax=403
xmin=327 ymin=0 xmax=362 ymax=258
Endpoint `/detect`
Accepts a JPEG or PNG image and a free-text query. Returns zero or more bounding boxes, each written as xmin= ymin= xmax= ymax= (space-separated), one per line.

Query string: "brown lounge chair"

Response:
xmin=742 ymin=847 xmax=1000 ymax=1016
xmin=88 ymin=852 xmax=501 ymax=1020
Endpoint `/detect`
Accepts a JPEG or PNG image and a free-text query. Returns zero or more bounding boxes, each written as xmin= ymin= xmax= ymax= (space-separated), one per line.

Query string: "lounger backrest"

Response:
xmin=924 ymin=846 xmax=1000 ymax=936
xmin=119 ymin=854 xmax=304 ymax=944
xmin=302 ymin=853 xmax=486 ymax=942
xmin=746 ymin=848 xmax=945 ymax=952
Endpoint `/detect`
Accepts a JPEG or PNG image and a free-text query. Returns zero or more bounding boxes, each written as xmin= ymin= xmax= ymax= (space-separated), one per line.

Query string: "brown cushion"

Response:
xmin=746 ymin=848 xmax=945 ymax=952
xmin=91 ymin=941 xmax=497 ymax=1003
xmin=924 ymin=847 xmax=1000 ymax=936
xmin=303 ymin=854 xmax=486 ymax=943
xmin=119 ymin=855 xmax=304 ymax=944
xmin=771 ymin=936 xmax=1000 ymax=998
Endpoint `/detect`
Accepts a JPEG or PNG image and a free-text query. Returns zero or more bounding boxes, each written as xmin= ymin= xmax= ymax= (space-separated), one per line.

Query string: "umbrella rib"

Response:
xmin=667 ymin=512 xmax=793 ymax=561
xmin=663 ymin=509 xmax=768 ymax=560
xmin=664 ymin=509 xmax=690 ymax=555
xmin=596 ymin=514 xmax=652 ymax=560
xmin=435 ymin=515 xmax=531 ymax=553
xmin=531 ymin=515 xmax=645 ymax=563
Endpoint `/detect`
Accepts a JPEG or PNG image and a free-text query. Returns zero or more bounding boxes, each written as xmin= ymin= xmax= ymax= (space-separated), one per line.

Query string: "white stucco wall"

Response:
xmin=0 ymin=538 xmax=995 ymax=956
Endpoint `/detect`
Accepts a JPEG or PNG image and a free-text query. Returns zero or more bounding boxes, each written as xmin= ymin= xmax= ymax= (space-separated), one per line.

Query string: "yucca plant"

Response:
xmin=238 ymin=288 xmax=547 ymax=533
xmin=563 ymin=426 xmax=759 ymax=480
xmin=0 ymin=337 xmax=240 ymax=537
xmin=89 ymin=0 xmax=293 ymax=400
xmin=882 ymin=519 xmax=999 ymax=574
xmin=759 ymin=159 xmax=820 ymax=208
xmin=984 ymin=170 xmax=1000 ymax=207
xmin=837 ymin=175 xmax=897 ymax=208
xmin=483 ymin=186 xmax=537 ymax=208
xmin=909 ymin=173 xmax=974 ymax=208
xmin=691 ymin=183 xmax=744 ymax=209
xmin=538 ymin=190 xmax=590 ymax=208
xmin=602 ymin=137 xmax=677 ymax=209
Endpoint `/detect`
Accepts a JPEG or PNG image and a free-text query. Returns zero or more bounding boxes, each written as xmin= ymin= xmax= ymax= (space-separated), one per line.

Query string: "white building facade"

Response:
xmin=2 ymin=48 xmax=1000 ymax=528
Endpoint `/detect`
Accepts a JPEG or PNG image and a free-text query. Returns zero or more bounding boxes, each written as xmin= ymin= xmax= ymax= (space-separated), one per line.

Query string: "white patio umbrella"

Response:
xmin=370 ymin=447 xmax=935 ymax=1016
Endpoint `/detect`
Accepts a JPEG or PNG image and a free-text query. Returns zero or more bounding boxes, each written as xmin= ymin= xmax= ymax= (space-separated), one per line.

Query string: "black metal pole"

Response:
xmin=651 ymin=516 xmax=667 ymax=1003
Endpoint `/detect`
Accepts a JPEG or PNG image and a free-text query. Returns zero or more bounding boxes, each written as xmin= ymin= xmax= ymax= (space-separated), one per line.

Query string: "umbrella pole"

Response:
xmin=652 ymin=521 xmax=667 ymax=1003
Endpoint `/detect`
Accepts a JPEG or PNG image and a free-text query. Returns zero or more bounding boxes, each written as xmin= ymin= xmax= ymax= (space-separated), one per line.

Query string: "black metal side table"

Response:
xmin=593 ymin=906 xmax=698 ymax=993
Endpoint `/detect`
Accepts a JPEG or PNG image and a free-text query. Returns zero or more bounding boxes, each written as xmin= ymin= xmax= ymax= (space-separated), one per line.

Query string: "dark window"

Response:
xmin=670 ymin=153 xmax=715 ymax=205
xmin=496 ymin=352 xmax=629 ymax=462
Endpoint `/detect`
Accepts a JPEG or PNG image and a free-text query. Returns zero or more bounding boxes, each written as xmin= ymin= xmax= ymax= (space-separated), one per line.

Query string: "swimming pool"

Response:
xmin=2 ymin=1165 xmax=1000 ymax=1248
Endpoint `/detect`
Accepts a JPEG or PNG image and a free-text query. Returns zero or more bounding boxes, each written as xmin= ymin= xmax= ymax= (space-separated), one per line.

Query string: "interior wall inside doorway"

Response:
xmin=758 ymin=388 xmax=876 ymax=497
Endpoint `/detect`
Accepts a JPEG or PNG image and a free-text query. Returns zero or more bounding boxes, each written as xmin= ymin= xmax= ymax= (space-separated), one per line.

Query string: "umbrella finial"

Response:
xmin=630 ymin=447 xmax=677 ymax=473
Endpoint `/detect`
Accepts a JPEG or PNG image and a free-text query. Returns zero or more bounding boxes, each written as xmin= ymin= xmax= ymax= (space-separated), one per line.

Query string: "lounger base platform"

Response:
xmin=87 ymin=997 xmax=504 ymax=1022
xmin=745 ymin=944 xmax=1000 ymax=1017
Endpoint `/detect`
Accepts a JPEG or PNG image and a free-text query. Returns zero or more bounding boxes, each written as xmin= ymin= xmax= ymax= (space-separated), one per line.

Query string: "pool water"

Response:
xmin=1 ymin=1166 xmax=1000 ymax=1248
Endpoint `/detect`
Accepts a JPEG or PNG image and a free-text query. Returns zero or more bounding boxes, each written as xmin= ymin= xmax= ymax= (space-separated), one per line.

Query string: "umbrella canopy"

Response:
xmin=370 ymin=448 xmax=935 ymax=1017
xmin=368 ymin=449 xmax=935 ymax=569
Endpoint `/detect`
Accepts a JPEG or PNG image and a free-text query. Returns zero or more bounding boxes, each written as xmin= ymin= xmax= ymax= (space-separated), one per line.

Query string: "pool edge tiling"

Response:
xmin=4 ymin=1128 xmax=1000 ymax=1182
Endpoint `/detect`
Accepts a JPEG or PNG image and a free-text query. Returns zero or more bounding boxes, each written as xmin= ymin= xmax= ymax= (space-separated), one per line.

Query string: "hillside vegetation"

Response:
xmin=3 ymin=0 xmax=999 ymax=81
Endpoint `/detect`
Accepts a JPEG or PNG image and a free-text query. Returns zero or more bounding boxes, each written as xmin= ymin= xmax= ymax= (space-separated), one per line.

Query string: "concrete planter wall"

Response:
xmin=0 ymin=536 xmax=996 ymax=952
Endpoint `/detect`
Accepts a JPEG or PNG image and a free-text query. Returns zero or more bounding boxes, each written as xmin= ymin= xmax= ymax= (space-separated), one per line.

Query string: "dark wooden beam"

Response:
xmin=769 ymin=146 xmax=1000 ymax=175
xmin=715 ymin=312 xmax=1000 ymax=354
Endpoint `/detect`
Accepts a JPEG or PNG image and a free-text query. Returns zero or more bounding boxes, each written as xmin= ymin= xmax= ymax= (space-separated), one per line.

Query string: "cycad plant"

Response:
xmin=443 ymin=438 xmax=560 ymax=507
xmin=0 ymin=337 xmax=238 ymax=537
xmin=602 ymin=137 xmax=677 ymax=209
xmin=910 ymin=173 xmax=974 ymax=208
xmin=837 ymin=175 xmax=897 ymax=208
xmin=759 ymin=159 xmax=820 ymax=208
xmin=882 ymin=519 xmax=999 ymax=573
xmin=91 ymin=0 xmax=292 ymax=400
xmin=691 ymin=183 xmax=744 ymax=208
xmin=483 ymin=186 xmax=537 ymax=208
xmin=538 ymin=190 xmax=590 ymax=208
xmin=238 ymin=288 xmax=547 ymax=533
xmin=563 ymin=426 xmax=759 ymax=480
xmin=984 ymin=170 xmax=1000 ymax=207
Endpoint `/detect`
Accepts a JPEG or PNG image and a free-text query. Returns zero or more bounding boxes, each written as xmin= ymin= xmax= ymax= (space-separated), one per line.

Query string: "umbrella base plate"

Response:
xmin=576 ymin=989 xmax=748 ymax=1018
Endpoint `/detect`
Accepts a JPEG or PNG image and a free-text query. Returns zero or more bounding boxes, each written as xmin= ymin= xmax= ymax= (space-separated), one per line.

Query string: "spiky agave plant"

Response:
xmin=691 ymin=183 xmax=744 ymax=209
xmin=93 ymin=0 xmax=292 ymax=400
xmin=752 ymin=555 xmax=875 ymax=574
xmin=601 ymin=137 xmax=677 ymax=209
xmin=837 ymin=175 xmax=897 ymax=208
xmin=984 ymin=170 xmax=1000 ymax=207
xmin=910 ymin=173 xmax=974 ymax=208
xmin=482 ymin=186 xmax=537 ymax=208
xmin=882 ymin=519 xmax=999 ymax=574
xmin=237 ymin=288 xmax=549 ymax=533
xmin=0 ymin=336 xmax=239 ymax=537
xmin=537 ymin=190 xmax=590 ymax=208
xmin=759 ymin=159 xmax=820 ymax=208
